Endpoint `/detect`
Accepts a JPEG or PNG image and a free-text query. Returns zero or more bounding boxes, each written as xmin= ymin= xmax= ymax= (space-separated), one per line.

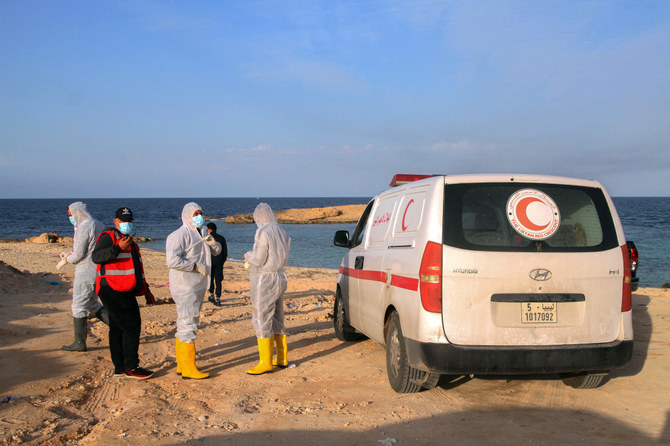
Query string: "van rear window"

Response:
xmin=442 ymin=183 xmax=618 ymax=252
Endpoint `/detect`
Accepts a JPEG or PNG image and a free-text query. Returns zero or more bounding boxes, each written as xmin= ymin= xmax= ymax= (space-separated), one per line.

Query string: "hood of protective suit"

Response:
xmin=181 ymin=202 xmax=203 ymax=233
xmin=68 ymin=202 xmax=92 ymax=226
xmin=253 ymin=203 xmax=277 ymax=227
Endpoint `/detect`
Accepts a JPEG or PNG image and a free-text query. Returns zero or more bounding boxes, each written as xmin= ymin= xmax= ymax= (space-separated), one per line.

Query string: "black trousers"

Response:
xmin=209 ymin=264 xmax=224 ymax=297
xmin=97 ymin=287 xmax=141 ymax=372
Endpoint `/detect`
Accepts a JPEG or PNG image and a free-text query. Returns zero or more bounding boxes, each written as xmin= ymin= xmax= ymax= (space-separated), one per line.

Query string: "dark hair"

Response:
xmin=206 ymin=222 xmax=217 ymax=231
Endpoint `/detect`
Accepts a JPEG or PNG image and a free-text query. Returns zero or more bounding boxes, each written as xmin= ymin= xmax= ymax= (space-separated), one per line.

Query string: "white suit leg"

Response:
xmin=271 ymin=272 xmax=287 ymax=336
xmin=174 ymin=291 xmax=204 ymax=343
xmin=251 ymin=272 xmax=284 ymax=339
xmin=71 ymin=272 xmax=103 ymax=318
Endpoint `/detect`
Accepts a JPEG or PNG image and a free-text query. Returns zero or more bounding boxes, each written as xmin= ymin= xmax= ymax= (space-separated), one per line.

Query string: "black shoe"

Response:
xmin=125 ymin=367 xmax=153 ymax=380
xmin=113 ymin=369 xmax=126 ymax=377
xmin=208 ymin=294 xmax=216 ymax=305
xmin=213 ymin=297 xmax=223 ymax=307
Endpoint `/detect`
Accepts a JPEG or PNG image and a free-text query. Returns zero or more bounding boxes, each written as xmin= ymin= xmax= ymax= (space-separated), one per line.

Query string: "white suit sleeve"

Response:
xmin=210 ymin=242 xmax=222 ymax=256
xmin=66 ymin=224 xmax=91 ymax=265
xmin=246 ymin=231 xmax=269 ymax=267
xmin=166 ymin=232 xmax=196 ymax=272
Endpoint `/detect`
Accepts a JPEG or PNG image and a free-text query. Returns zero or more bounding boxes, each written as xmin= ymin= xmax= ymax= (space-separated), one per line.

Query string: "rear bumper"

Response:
xmin=405 ymin=339 xmax=633 ymax=375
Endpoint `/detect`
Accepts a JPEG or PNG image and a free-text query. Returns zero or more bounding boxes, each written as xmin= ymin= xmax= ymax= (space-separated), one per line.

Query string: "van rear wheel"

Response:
xmin=334 ymin=289 xmax=363 ymax=342
xmin=560 ymin=372 xmax=607 ymax=389
xmin=385 ymin=312 xmax=440 ymax=393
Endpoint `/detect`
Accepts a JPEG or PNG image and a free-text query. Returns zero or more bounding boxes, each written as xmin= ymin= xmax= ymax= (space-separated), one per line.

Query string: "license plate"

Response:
xmin=521 ymin=302 xmax=557 ymax=324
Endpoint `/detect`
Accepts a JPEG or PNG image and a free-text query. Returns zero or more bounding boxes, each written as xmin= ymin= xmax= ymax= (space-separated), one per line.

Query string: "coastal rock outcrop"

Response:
xmin=225 ymin=204 xmax=366 ymax=224
xmin=25 ymin=233 xmax=66 ymax=244
xmin=16 ymin=233 xmax=152 ymax=244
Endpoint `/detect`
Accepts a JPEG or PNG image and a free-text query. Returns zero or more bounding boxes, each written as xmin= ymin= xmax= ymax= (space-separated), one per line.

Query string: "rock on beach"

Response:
xmin=225 ymin=204 xmax=366 ymax=224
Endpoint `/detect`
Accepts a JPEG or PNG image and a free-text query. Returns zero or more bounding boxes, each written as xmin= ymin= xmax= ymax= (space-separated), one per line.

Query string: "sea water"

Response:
xmin=0 ymin=197 xmax=368 ymax=270
xmin=0 ymin=197 xmax=667 ymax=287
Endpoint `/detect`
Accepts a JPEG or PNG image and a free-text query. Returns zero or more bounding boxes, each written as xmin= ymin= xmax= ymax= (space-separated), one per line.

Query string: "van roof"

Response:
xmin=390 ymin=173 xmax=603 ymax=189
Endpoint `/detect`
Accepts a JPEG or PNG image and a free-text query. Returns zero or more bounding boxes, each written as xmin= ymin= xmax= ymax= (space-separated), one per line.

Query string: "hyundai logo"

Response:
xmin=529 ymin=268 xmax=552 ymax=281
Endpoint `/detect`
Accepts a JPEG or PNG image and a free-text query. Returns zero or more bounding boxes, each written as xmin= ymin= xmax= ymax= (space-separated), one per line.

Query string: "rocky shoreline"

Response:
xmin=225 ymin=204 xmax=366 ymax=224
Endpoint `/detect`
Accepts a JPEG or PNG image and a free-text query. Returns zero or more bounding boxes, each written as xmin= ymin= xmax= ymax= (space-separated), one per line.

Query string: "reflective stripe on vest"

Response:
xmin=95 ymin=229 xmax=139 ymax=293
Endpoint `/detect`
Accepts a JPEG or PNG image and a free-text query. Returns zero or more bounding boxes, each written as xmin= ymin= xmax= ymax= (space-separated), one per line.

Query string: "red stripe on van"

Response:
xmin=390 ymin=275 xmax=419 ymax=291
xmin=340 ymin=266 xmax=386 ymax=283
xmin=340 ymin=266 xmax=419 ymax=291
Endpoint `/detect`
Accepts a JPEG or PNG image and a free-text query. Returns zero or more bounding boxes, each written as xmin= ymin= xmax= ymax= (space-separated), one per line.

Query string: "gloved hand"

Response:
xmin=244 ymin=261 xmax=250 ymax=270
xmin=145 ymin=289 xmax=156 ymax=306
xmin=194 ymin=263 xmax=207 ymax=276
xmin=203 ymin=234 xmax=217 ymax=247
xmin=56 ymin=259 xmax=68 ymax=269
xmin=59 ymin=251 xmax=71 ymax=260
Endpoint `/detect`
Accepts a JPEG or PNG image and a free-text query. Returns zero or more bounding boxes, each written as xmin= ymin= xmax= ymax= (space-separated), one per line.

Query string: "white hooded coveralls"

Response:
xmin=166 ymin=202 xmax=221 ymax=343
xmin=245 ymin=203 xmax=291 ymax=339
xmin=67 ymin=202 xmax=105 ymax=318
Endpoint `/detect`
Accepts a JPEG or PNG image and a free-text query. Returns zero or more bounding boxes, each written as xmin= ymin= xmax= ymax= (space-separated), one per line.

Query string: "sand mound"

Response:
xmin=0 ymin=260 xmax=63 ymax=294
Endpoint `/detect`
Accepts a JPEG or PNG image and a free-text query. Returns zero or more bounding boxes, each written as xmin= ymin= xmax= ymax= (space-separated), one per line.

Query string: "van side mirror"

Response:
xmin=334 ymin=230 xmax=351 ymax=248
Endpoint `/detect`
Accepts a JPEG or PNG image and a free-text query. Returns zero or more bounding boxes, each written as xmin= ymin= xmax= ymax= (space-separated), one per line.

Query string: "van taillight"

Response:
xmin=621 ymin=245 xmax=632 ymax=312
xmin=420 ymin=241 xmax=442 ymax=313
xmin=629 ymin=244 xmax=639 ymax=273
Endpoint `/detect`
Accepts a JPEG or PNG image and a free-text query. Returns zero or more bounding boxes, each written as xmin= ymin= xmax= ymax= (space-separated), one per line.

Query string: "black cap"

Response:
xmin=206 ymin=222 xmax=217 ymax=231
xmin=115 ymin=207 xmax=134 ymax=222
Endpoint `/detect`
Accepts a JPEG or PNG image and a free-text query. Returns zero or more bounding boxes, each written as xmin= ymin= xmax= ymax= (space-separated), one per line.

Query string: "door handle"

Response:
xmin=355 ymin=256 xmax=364 ymax=270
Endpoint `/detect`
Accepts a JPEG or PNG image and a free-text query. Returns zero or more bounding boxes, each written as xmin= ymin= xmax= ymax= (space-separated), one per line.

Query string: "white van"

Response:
xmin=333 ymin=174 xmax=634 ymax=393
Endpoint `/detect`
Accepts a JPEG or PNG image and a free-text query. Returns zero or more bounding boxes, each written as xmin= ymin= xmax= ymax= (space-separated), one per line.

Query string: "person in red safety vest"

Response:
xmin=92 ymin=207 xmax=156 ymax=380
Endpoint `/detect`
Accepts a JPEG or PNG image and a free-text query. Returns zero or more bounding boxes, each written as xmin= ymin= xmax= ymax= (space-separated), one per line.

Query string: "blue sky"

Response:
xmin=1 ymin=1 xmax=669 ymax=198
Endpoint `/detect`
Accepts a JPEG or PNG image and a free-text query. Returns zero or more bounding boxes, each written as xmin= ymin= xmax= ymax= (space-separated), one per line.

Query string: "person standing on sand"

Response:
xmin=166 ymin=202 xmax=221 ymax=380
xmin=206 ymin=222 xmax=228 ymax=306
xmin=61 ymin=202 xmax=110 ymax=352
xmin=92 ymin=207 xmax=156 ymax=379
xmin=244 ymin=203 xmax=291 ymax=375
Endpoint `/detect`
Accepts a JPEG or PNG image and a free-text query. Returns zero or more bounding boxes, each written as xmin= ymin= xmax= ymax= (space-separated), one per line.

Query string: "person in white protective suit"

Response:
xmin=166 ymin=202 xmax=221 ymax=379
xmin=245 ymin=203 xmax=291 ymax=375
xmin=61 ymin=202 xmax=110 ymax=352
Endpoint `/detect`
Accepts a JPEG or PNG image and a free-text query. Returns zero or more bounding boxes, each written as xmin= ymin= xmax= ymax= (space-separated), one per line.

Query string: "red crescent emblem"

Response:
xmin=401 ymin=199 xmax=414 ymax=231
xmin=516 ymin=197 xmax=550 ymax=231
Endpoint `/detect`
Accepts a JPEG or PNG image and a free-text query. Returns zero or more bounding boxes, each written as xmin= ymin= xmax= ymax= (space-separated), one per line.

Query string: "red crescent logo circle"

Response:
xmin=401 ymin=199 xmax=414 ymax=231
xmin=516 ymin=197 xmax=551 ymax=231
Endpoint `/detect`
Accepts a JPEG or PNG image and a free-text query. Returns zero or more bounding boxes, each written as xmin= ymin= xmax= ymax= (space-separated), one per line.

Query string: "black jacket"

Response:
xmin=210 ymin=231 xmax=228 ymax=267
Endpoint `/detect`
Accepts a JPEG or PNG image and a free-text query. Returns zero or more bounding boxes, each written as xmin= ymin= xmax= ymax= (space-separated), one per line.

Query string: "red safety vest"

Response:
xmin=95 ymin=229 xmax=146 ymax=295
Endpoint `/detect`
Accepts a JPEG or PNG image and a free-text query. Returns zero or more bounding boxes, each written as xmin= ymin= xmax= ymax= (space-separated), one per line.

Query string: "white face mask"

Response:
xmin=119 ymin=222 xmax=134 ymax=235
xmin=192 ymin=215 xmax=205 ymax=228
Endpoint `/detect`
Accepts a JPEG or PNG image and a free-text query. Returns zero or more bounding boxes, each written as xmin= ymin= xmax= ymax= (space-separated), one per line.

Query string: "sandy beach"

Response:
xmin=0 ymin=240 xmax=669 ymax=445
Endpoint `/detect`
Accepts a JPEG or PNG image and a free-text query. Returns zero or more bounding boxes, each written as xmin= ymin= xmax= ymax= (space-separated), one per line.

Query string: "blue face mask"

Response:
xmin=192 ymin=215 xmax=205 ymax=228
xmin=69 ymin=216 xmax=75 ymax=225
xmin=119 ymin=222 xmax=134 ymax=235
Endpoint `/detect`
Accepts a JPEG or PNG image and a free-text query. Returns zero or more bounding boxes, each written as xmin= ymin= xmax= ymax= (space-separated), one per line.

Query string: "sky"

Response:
xmin=1 ymin=1 xmax=669 ymax=198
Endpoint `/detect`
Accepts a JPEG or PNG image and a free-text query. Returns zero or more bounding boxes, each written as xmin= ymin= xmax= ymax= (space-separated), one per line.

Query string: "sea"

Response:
xmin=0 ymin=197 xmax=667 ymax=288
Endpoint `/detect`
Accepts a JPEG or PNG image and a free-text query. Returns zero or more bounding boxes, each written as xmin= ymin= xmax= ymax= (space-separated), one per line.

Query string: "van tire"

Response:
xmin=385 ymin=312 xmax=438 ymax=393
xmin=560 ymin=372 xmax=607 ymax=389
xmin=334 ymin=290 xmax=363 ymax=342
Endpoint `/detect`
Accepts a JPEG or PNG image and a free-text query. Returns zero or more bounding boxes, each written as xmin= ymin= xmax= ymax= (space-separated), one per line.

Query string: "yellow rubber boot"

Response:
xmin=247 ymin=338 xmax=273 ymax=375
xmin=176 ymin=339 xmax=182 ymax=375
xmin=272 ymin=334 xmax=288 ymax=368
xmin=180 ymin=341 xmax=210 ymax=380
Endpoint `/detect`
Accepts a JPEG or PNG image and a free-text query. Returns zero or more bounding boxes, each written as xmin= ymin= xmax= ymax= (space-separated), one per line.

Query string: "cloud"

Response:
xmin=117 ymin=1 xmax=215 ymax=33
xmin=245 ymin=57 xmax=365 ymax=91
xmin=430 ymin=139 xmax=504 ymax=154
